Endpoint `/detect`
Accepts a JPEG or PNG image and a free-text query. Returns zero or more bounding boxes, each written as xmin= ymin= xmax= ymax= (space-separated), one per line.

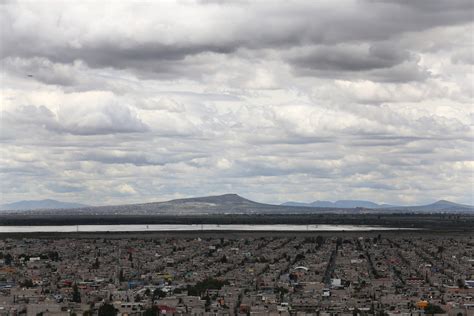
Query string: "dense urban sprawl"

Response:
xmin=0 ymin=234 xmax=473 ymax=316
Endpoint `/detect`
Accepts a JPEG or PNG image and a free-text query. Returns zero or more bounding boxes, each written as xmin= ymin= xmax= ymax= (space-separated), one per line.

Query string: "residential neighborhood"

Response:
xmin=0 ymin=234 xmax=472 ymax=316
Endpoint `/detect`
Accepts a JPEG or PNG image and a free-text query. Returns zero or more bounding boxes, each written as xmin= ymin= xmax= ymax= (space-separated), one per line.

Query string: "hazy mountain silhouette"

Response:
xmin=282 ymin=199 xmax=472 ymax=212
xmin=2 ymin=194 xmax=472 ymax=215
xmin=381 ymin=200 xmax=473 ymax=212
xmin=282 ymin=200 xmax=387 ymax=208
xmin=0 ymin=199 xmax=88 ymax=211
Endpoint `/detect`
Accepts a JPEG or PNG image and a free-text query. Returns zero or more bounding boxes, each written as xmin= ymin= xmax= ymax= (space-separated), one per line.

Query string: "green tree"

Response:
xmin=143 ymin=306 xmax=159 ymax=316
xmin=72 ymin=283 xmax=81 ymax=303
xmin=187 ymin=278 xmax=229 ymax=297
xmin=204 ymin=295 xmax=211 ymax=312
xmin=4 ymin=253 xmax=13 ymax=265
xmin=457 ymin=279 xmax=466 ymax=289
xmin=98 ymin=303 xmax=117 ymax=316
xmin=134 ymin=294 xmax=141 ymax=302
xmin=316 ymin=236 xmax=324 ymax=247
xmin=152 ymin=288 xmax=167 ymax=302
xmin=294 ymin=253 xmax=305 ymax=262
xmin=424 ymin=304 xmax=445 ymax=315
xmin=21 ymin=279 xmax=34 ymax=288
xmin=92 ymin=257 xmax=100 ymax=269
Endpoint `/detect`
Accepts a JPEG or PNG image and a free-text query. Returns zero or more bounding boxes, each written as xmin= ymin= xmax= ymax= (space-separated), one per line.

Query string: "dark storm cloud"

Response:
xmin=287 ymin=43 xmax=431 ymax=82
xmin=1 ymin=42 xmax=236 ymax=77
xmin=366 ymin=62 xmax=431 ymax=82
xmin=375 ymin=0 xmax=473 ymax=12
xmin=1 ymin=0 xmax=472 ymax=81
xmin=291 ymin=43 xmax=411 ymax=72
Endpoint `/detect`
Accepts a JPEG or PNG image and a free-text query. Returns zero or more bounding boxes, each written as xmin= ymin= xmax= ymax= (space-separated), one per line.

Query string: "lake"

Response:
xmin=0 ymin=224 xmax=412 ymax=233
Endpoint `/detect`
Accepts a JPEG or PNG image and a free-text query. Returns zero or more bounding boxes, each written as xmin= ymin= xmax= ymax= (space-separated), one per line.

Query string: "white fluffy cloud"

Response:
xmin=0 ymin=1 xmax=472 ymax=206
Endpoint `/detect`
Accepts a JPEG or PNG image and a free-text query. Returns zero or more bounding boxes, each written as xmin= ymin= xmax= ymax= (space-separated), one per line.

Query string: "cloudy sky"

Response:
xmin=1 ymin=0 xmax=473 ymax=206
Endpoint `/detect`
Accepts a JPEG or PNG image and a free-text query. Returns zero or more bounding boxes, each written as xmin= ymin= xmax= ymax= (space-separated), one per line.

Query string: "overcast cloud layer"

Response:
xmin=1 ymin=0 xmax=473 ymax=206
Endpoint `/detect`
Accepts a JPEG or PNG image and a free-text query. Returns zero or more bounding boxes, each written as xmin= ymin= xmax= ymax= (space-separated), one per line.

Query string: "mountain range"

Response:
xmin=0 ymin=199 xmax=88 ymax=211
xmin=282 ymin=200 xmax=385 ymax=208
xmin=281 ymin=199 xmax=473 ymax=212
xmin=0 ymin=194 xmax=472 ymax=214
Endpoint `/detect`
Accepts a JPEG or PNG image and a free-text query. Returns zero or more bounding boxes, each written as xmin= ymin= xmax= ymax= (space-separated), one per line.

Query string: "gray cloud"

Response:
xmin=1 ymin=1 xmax=472 ymax=80
xmin=451 ymin=49 xmax=474 ymax=64
xmin=2 ymin=104 xmax=148 ymax=136
xmin=0 ymin=1 xmax=472 ymax=206
xmin=288 ymin=43 xmax=431 ymax=82
xmin=74 ymin=149 xmax=205 ymax=167
xmin=291 ymin=43 xmax=411 ymax=72
xmin=46 ymin=183 xmax=86 ymax=193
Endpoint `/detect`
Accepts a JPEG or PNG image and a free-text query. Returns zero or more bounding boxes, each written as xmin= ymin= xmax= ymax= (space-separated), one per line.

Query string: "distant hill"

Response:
xmin=104 ymin=193 xmax=278 ymax=215
xmin=0 ymin=194 xmax=313 ymax=216
xmin=1 ymin=194 xmax=472 ymax=215
xmin=0 ymin=199 xmax=88 ymax=211
xmin=283 ymin=200 xmax=333 ymax=208
xmin=162 ymin=194 xmax=262 ymax=206
xmin=282 ymin=199 xmax=473 ymax=212
xmin=382 ymin=200 xmax=473 ymax=212
xmin=282 ymin=200 xmax=386 ymax=208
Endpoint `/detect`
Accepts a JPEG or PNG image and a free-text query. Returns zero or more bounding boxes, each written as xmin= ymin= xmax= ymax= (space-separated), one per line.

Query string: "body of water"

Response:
xmin=0 ymin=224 xmax=412 ymax=233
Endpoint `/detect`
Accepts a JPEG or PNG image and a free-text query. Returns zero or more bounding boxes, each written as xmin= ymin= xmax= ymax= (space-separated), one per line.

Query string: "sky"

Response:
xmin=0 ymin=0 xmax=473 ymax=206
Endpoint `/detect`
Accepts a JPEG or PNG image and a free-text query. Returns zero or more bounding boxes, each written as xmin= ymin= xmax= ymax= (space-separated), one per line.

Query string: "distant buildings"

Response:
xmin=0 ymin=234 xmax=472 ymax=315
